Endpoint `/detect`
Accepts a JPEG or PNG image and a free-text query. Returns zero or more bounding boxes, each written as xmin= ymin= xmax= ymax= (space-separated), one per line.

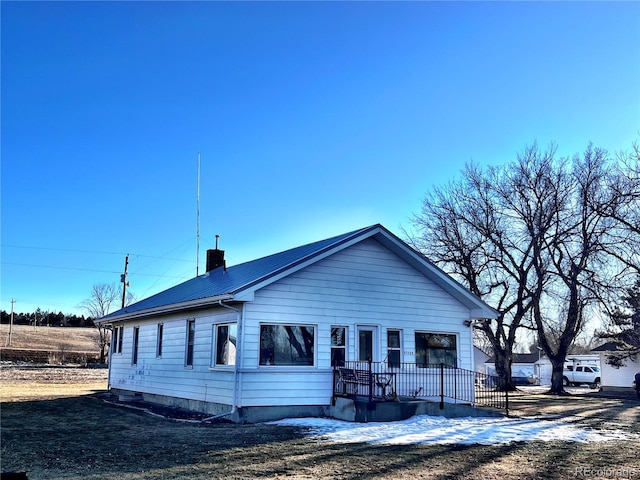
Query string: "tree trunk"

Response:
xmin=549 ymin=357 xmax=567 ymax=394
xmin=493 ymin=349 xmax=516 ymax=391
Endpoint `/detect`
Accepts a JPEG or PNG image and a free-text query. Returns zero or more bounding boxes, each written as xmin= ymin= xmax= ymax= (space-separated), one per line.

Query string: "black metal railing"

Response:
xmin=333 ymin=360 xmax=509 ymax=415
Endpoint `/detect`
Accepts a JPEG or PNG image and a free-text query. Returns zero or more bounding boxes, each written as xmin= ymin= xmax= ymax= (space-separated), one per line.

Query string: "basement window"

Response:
xmin=259 ymin=324 xmax=315 ymax=366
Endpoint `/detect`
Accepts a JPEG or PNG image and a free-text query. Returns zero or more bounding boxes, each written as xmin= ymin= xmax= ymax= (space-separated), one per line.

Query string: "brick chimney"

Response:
xmin=206 ymin=248 xmax=225 ymax=272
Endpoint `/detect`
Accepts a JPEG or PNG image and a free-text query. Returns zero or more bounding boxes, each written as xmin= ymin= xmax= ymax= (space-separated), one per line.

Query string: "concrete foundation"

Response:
xmin=110 ymin=389 xmax=504 ymax=424
xmin=110 ymin=388 xmax=327 ymax=423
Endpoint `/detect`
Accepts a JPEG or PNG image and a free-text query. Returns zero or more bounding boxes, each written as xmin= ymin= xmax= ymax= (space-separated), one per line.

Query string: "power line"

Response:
xmin=0 ymin=244 xmax=195 ymax=263
xmin=1 ymin=262 xmax=186 ymax=278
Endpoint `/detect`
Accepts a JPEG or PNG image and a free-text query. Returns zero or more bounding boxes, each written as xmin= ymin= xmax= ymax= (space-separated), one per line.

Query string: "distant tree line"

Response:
xmin=0 ymin=308 xmax=94 ymax=328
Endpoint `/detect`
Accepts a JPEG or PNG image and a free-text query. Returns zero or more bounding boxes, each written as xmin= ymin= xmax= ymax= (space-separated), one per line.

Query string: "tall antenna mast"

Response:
xmin=196 ymin=150 xmax=201 ymax=276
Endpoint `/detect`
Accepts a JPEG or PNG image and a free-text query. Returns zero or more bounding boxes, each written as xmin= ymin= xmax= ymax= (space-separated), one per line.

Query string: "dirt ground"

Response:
xmin=1 ymin=364 xmax=639 ymax=480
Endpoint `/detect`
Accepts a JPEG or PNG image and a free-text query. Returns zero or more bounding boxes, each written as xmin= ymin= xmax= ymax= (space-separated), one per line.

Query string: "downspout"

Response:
xmin=201 ymin=300 xmax=242 ymax=422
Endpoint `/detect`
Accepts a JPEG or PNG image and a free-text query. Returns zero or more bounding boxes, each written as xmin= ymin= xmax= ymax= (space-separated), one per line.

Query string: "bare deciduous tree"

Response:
xmin=410 ymin=141 xmax=639 ymax=393
xmin=79 ymin=283 xmax=133 ymax=363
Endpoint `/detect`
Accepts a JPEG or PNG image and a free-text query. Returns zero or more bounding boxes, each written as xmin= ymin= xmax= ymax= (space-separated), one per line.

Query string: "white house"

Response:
xmin=592 ymin=342 xmax=639 ymax=394
xmin=473 ymin=347 xmax=491 ymax=374
xmin=98 ymin=224 xmax=498 ymax=422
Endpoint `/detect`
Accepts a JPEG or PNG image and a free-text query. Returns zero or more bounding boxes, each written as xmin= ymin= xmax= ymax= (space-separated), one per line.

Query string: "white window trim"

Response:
xmin=210 ymin=322 xmax=237 ymax=369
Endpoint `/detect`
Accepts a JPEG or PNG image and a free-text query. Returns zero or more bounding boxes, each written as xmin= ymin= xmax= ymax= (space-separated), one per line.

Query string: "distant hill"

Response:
xmin=0 ymin=324 xmax=101 ymax=364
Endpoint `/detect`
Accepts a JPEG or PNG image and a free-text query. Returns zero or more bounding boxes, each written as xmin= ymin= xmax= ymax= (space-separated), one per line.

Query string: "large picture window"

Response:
xmin=415 ymin=332 xmax=457 ymax=368
xmin=213 ymin=323 xmax=237 ymax=366
xmin=260 ymin=324 xmax=315 ymax=366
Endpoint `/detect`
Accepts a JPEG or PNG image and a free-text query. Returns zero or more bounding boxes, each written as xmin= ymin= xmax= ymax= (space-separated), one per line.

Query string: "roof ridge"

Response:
xmin=225 ymin=224 xmax=379 ymax=270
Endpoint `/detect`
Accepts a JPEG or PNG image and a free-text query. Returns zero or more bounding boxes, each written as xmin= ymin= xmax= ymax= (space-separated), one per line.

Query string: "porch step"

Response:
xmin=331 ymin=396 xmax=504 ymax=422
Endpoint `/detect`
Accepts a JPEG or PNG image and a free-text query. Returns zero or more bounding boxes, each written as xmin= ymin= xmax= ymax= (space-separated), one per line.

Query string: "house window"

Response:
xmin=259 ymin=324 xmax=315 ymax=366
xmin=185 ymin=319 xmax=196 ymax=367
xmin=117 ymin=325 xmax=124 ymax=353
xmin=415 ymin=332 xmax=457 ymax=368
xmin=387 ymin=329 xmax=402 ymax=368
xmin=331 ymin=326 xmax=346 ymax=367
xmin=156 ymin=323 xmax=163 ymax=358
xmin=112 ymin=325 xmax=123 ymax=354
xmin=131 ymin=326 xmax=140 ymax=366
xmin=112 ymin=326 xmax=119 ymax=354
xmin=213 ymin=323 xmax=237 ymax=366
xmin=358 ymin=328 xmax=374 ymax=362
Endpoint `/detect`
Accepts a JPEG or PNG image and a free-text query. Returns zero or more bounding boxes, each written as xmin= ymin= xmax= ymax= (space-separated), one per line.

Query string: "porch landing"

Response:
xmin=330 ymin=396 xmax=505 ymax=423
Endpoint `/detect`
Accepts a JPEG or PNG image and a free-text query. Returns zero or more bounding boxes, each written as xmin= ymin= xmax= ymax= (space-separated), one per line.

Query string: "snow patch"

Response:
xmin=270 ymin=415 xmax=634 ymax=445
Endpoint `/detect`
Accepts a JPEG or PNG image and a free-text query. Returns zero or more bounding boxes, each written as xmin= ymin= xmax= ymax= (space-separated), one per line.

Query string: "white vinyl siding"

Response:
xmin=107 ymin=238 xmax=476 ymax=409
xmin=239 ymin=238 xmax=474 ymax=407
xmin=107 ymin=309 xmax=237 ymax=405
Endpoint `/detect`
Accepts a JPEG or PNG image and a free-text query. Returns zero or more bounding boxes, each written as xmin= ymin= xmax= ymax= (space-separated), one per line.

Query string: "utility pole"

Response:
xmin=196 ymin=150 xmax=201 ymax=276
xmin=6 ymin=299 xmax=15 ymax=347
xmin=121 ymin=254 xmax=129 ymax=309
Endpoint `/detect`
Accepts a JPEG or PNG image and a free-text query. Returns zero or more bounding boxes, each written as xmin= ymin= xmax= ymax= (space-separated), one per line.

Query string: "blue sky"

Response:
xmin=2 ymin=1 xmax=639 ymax=316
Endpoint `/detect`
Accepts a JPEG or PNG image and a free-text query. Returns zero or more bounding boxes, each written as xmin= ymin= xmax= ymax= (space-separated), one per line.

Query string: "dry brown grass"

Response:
xmin=1 ymin=366 xmax=640 ymax=480
xmin=0 ymin=364 xmax=108 ymax=402
xmin=0 ymin=324 xmax=100 ymax=352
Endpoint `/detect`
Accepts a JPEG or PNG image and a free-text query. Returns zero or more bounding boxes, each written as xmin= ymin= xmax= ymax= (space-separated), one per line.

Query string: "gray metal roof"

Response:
xmin=99 ymin=223 xmax=499 ymax=323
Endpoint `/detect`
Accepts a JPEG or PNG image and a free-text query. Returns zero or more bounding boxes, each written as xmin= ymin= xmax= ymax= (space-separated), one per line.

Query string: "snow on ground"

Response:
xmin=270 ymin=415 xmax=635 ymax=446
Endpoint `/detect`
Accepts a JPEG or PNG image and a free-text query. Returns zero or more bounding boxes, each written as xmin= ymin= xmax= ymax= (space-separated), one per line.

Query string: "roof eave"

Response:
xmin=95 ymin=293 xmax=235 ymax=324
